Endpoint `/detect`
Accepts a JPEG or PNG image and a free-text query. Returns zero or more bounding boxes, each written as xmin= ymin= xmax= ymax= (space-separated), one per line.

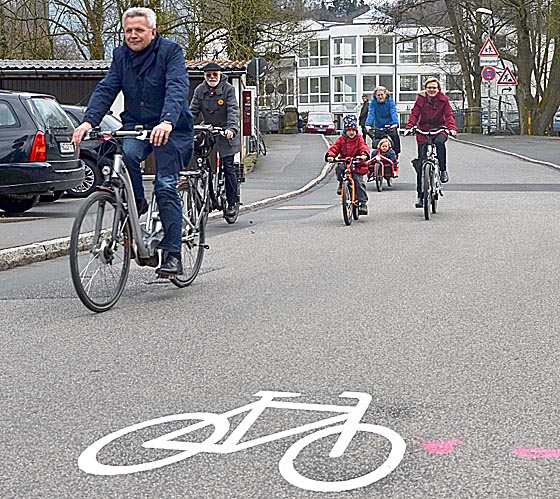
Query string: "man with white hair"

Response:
xmin=72 ymin=7 xmax=194 ymax=276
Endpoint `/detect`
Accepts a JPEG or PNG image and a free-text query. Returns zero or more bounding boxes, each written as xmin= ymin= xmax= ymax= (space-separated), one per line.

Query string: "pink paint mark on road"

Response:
xmin=513 ymin=448 xmax=560 ymax=459
xmin=422 ymin=440 xmax=464 ymax=455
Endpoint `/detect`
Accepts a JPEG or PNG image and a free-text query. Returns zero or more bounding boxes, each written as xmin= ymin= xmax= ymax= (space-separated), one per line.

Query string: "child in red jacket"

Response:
xmin=325 ymin=114 xmax=370 ymax=215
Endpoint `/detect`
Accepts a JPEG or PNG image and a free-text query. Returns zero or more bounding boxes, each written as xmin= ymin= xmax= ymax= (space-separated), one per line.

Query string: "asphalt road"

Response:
xmin=1 ymin=138 xmax=559 ymax=498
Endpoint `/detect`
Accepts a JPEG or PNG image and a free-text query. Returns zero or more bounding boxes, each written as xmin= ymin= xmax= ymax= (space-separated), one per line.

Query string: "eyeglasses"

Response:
xmin=426 ymin=86 xmax=438 ymax=90
xmin=205 ymin=72 xmax=220 ymax=77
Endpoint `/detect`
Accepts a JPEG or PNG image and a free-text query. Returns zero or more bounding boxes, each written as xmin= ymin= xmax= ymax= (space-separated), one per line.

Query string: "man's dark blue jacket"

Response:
xmin=84 ymin=35 xmax=193 ymax=133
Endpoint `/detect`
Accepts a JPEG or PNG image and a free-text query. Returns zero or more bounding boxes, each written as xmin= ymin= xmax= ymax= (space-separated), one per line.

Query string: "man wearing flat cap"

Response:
xmin=190 ymin=62 xmax=241 ymax=218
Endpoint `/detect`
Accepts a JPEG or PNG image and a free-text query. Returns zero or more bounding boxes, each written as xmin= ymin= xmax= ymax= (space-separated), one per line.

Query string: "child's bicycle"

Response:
xmin=366 ymin=153 xmax=397 ymax=192
xmin=336 ymin=157 xmax=363 ymax=226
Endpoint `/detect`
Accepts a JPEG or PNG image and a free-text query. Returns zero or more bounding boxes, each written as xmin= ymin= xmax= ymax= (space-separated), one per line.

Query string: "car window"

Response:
xmin=29 ymin=97 xmax=75 ymax=130
xmin=100 ymin=114 xmax=122 ymax=130
xmin=309 ymin=114 xmax=333 ymax=123
xmin=0 ymin=100 xmax=19 ymax=127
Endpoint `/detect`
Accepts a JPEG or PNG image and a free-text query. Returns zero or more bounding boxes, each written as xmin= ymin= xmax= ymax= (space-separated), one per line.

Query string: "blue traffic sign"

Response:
xmin=482 ymin=66 xmax=496 ymax=81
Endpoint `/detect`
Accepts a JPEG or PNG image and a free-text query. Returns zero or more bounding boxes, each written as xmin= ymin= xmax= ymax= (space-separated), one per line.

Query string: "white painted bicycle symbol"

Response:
xmin=78 ymin=391 xmax=406 ymax=492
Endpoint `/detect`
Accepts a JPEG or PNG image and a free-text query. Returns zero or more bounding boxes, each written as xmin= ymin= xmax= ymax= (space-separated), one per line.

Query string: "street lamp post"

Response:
xmin=476 ymin=7 xmax=493 ymax=135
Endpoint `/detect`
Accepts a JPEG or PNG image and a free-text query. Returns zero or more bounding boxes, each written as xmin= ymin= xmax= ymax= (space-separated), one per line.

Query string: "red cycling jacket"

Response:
xmin=406 ymin=91 xmax=457 ymax=145
xmin=325 ymin=133 xmax=370 ymax=174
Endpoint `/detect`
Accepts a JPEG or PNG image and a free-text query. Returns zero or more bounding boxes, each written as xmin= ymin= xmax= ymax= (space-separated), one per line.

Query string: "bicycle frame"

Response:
xmin=339 ymin=158 xmax=357 ymax=205
xmin=143 ymin=391 xmax=372 ymax=456
xmin=99 ymin=132 xmax=159 ymax=261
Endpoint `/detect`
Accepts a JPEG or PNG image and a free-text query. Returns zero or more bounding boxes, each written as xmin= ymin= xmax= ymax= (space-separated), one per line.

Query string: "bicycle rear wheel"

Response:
xmin=341 ymin=179 xmax=353 ymax=226
xmin=69 ymin=191 xmax=131 ymax=312
xmin=171 ymin=179 xmax=206 ymax=287
xmin=423 ymin=162 xmax=431 ymax=220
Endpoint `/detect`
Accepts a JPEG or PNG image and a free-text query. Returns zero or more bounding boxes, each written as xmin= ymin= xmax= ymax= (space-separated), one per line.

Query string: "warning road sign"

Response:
xmin=497 ymin=67 xmax=518 ymax=85
xmin=479 ymin=38 xmax=499 ymax=57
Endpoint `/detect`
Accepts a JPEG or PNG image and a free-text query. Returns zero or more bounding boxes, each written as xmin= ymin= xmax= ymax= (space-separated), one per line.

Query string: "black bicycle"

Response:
xmin=69 ymin=127 xmax=209 ymax=312
xmin=410 ymin=126 xmax=449 ymax=220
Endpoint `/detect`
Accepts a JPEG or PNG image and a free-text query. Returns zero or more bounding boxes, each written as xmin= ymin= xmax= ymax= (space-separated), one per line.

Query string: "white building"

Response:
xmin=276 ymin=10 xmax=466 ymax=130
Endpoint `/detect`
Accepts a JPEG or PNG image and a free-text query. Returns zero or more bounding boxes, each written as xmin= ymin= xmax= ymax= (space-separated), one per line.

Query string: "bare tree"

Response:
xmin=374 ymin=0 xmax=560 ymax=134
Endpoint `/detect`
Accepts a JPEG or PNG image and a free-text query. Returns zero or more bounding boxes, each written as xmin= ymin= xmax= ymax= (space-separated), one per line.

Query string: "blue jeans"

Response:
xmin=123 ymin=138 xmax=182 ymax=254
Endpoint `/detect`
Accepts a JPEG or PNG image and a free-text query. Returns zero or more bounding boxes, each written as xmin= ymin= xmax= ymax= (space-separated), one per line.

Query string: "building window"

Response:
xmin=399 ymin=37 xmax=440 ymax=64
xmin=362 ymin=36 xmax=394 ymax=65
xmin=399 ymin=40 xmax=418 ymax=64
xmin=399 ymin=75 xmax=422 ymax=102
xmin=333 ymin=37 xmax=356 ymax=65
xmin=420 ymin=38 xmax=438 ymax=63
xmin=379 ymin=36 xmax=394 ymax=64
xmin=362 ymin=75 xmax=394 ymax=95
xmin=333 ymin=75 xmax=356 ymax=104
xmin=299 ymin=76 xmax=330 ymax=104
xmin=299 ymin=40 xmax=329 ymax=67
xmin=446 ymin=74 xmax=463 ymax=102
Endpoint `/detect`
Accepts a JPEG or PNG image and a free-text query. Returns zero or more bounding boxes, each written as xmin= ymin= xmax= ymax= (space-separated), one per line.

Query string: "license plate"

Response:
xmin=59 ymin=142 xmax=75 ymax=154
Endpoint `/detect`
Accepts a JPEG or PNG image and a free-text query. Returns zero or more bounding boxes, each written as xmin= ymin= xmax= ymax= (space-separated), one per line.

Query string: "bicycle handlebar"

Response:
xmin=194 ymin=124 xmax=229 ymax=137
xmin=408 ymin=126 xmax=449 ymax=136
xmin=87 ymin=127 xmax=152 ymax=141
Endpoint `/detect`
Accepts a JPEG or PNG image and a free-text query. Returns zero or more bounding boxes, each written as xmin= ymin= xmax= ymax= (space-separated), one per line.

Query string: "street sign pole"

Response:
xmin=487 ymin=81 xmax=491 ymax=135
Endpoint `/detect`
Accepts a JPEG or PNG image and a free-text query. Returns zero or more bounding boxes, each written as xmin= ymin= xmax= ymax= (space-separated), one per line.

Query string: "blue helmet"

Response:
xmin=343 ymin=114 xmax=358 ymax=131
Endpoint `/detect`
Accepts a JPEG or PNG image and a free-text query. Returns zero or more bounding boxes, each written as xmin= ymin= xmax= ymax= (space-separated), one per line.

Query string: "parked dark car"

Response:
xmin=0 ymin=90 xmax=84 ymax=213
xmin=304 ymin=111 xmax=336 ymax=135
xmin=62 ymin=105 xmax=122 ymax=197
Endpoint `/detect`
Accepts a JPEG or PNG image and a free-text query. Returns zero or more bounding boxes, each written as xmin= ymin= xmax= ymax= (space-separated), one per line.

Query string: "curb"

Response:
xmin=0 ymin=162 xmax=334 ymax=272
xmin=455 ymin=137 xmax=560 ymax=171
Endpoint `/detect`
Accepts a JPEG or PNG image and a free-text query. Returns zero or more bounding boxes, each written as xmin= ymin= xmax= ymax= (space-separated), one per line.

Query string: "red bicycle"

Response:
xmin=336 ymin=157 xmax=363 ymax=226
xmin=367 ymin=153 xmax=397 ymax=192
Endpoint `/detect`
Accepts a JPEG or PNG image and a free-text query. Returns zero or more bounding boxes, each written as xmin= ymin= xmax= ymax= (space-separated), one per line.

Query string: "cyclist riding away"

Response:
xmin=404 ymin=76 xmax=457 ymax=208
xmin=326 ymin=114 xmax=370 ymax=215
xmin=72 ymin=7 xmax=194 ymax=276
xmin=190 ymin=62 xmax=241 ymax=218
xmin=364 ymin=86 xmax=401 ymax=158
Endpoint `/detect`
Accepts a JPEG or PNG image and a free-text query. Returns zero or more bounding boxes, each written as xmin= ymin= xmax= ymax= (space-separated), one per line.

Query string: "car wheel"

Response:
xmin=66 ymin=158 xmax=101 ymax=198
xmin=0 ymin=195 xmax=40 ymax=214
xmin=39 ymin=190 xmax=65 ymax=202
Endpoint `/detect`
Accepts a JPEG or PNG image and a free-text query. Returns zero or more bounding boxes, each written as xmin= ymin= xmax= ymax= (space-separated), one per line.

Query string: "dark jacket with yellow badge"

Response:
xmin=190 ymin=74 xmax=240 ymax=157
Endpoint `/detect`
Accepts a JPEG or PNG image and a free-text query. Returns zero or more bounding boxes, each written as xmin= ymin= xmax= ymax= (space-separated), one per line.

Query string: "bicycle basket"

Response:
xmin=194 ymin=129 xmax=216 ymax=156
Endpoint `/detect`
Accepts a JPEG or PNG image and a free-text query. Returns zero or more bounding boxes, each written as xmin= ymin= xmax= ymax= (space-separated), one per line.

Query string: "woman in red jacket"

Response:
xmin=404 ymin=77 xmax=457 ymax=208
xmin=326 ymin=114 xmax=370 ymax=215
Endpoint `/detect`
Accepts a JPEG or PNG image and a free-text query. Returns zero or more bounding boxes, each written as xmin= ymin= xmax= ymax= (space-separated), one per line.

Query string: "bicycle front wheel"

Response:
xmin=171 ymin=180 xmax=207 ymax=288
xmin=375 ymin=163 xmax=383 ymax=192
xmin=423 ymin=162 xmax=431 ymax=220
xmin=69 ymin=191 xmax=131 ymax=312
xmin=431 ymin=169 xmax=439 ymax=214
xmin=341 ymin=179 xmax=353 ymax=226
xmin=279 ymin=423 xmax=406 ymax=492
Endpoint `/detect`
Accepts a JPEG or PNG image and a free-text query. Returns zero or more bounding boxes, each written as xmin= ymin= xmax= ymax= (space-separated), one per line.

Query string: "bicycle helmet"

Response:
xmin=343 ymin=114 xmax=358 ymax=131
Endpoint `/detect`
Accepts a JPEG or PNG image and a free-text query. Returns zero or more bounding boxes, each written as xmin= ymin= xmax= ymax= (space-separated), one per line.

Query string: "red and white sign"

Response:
xmin=497 ymin=67 xmax=518 ymax=85
xmin=481 ymin=67 xmax=496 ymax=82
xmin=479 ymin=38 xmax=499 ymax=57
